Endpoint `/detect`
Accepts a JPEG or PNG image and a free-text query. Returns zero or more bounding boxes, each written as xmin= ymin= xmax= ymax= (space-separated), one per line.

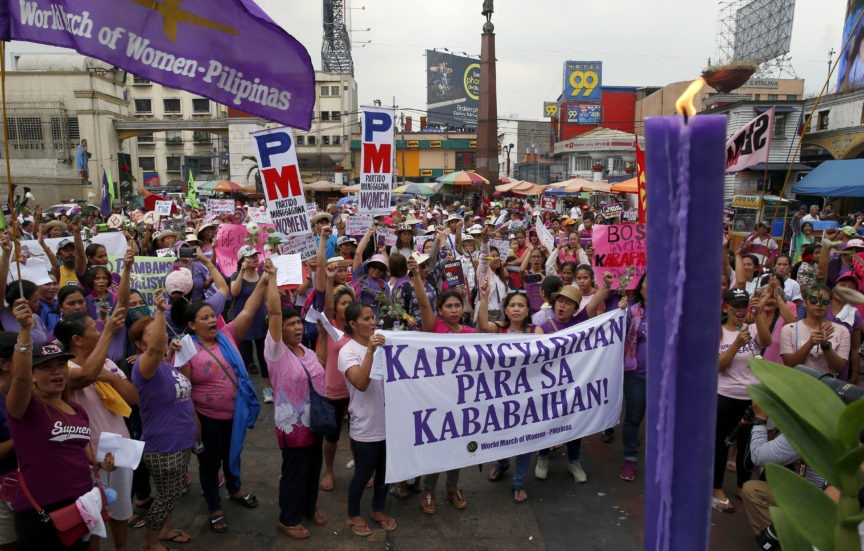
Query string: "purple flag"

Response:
xmin=0 ymin=0 xmax=315 ymax=129
xmin=100 ymin=169 xmax=110 ymax=216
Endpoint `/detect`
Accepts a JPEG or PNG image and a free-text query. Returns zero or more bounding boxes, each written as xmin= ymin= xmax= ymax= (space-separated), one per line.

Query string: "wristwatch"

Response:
xmin=752 ymin=417 xmax=768 ymax=425
xmin=820 ymin=341 xmax=833 ymax=351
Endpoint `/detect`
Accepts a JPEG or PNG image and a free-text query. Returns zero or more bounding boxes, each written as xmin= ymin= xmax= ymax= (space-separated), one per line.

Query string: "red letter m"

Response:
xmin=261 ymin=165 xmax=302 ymax=199
xmin=363 ymin=143 xmax=391 ymax=173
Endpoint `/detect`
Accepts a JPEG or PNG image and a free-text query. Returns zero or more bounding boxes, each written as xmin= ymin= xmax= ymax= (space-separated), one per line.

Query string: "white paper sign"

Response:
xmin=155 ymin=201 xmax=173 ymax=217
xmin=359 ymin=106 xmax=395 ymax=215
xmin=173 ymin=334 xmax=198 ymax=368
xmin=376 ymin=227 xmax=396 ymax=248
xmin=346 ymin=213 xmax=375 ymax=236
xmin=247 ymin=207 xmax=273 ymax=224
xmin=271 ymin=253 xmax=304 ymax=286
xmin=96 ymin=432 xmax=145 ymax=470
xmin=534 ymin=216 xmax=555 ymax=252
xmin=304 ymin=306 xmax=345 ymax=342
xmin=155 ymin=248 xmax=174 ymax=258
xmin=6 ymin=258 xmax=51 ymax=286
xmin=371 ymin=310 xmax=625 ymax=483
xmin=207 ymin=199 xmax=235 ymax=216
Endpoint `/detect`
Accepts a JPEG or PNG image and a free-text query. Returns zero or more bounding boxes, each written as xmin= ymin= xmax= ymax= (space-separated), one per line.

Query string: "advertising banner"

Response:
xmin=563 ymin=61 xmax=602 ymax=101
xmin=426 ymin=50 xmax=480 ymax=128
xmin=543 ymin=102 xmax=559 ymax=118
xmin=725 ymin=108 xmax=773 ymax=173
xmin=371 ymin=310 xmax=625 ymax=482
xmin=591 ymin=224 xmax=646 ymax=290
xmin=359 ymin=106 xmax=395 ymax=215
xmin=839 ymin=2 xmax=864 ymax=92
xmin=251 ymin=126 xmax=316 ymax=259
xmin=566 ymin=103 xmax=602 ymax=125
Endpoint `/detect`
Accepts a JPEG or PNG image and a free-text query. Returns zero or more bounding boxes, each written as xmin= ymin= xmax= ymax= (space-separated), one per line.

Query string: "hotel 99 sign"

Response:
xmin=563 ymin=61 xmax=602 ymax=102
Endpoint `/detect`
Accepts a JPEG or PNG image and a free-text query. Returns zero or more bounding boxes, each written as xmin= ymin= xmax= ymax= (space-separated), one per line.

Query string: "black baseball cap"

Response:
xmin=31 ymin=341 xmax=74 ymax=367
xmin=723 ymin=288 xmax=750 ymax=307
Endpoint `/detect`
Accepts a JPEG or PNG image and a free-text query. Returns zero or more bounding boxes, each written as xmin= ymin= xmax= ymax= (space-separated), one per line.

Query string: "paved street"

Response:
xmin=115 ymin=378 xmax=755 ymax=551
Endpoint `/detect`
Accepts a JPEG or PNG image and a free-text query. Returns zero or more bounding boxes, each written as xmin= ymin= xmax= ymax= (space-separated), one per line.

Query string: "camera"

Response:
xmin=792 ymin=364 xmax=864 ymax=404
xmin=178 ymin=247 xmax=196 ymax=259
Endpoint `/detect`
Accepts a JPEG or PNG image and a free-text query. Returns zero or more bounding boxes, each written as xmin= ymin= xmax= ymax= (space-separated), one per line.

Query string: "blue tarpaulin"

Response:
xmin=792 ymin=160 xmax=864 ymax=197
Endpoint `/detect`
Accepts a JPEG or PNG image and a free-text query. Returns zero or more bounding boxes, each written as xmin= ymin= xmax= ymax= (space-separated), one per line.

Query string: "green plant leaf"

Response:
xmin=837 ymin=399 xmax=864 ymax=448
xmin=767 ymin=463 xmax=836 ymax=551
xmin=771 ymin=506 xmax=818 ymax=551
xmin=835 ymin=446 xmax=864 ymax=474
xmin=749 ymin=358 xmax=845 ymax=437
xmin=749 ymin=384 xmax=842 ymax=483
xmin=840 ymin=511 xmax=864 ymax=529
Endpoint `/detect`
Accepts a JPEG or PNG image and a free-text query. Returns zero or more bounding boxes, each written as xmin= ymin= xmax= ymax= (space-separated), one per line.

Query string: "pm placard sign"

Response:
xmin=251 ymin=126 xmax=316 ymax=259
xmin=359 ymin=106 xmax=395 ymax=215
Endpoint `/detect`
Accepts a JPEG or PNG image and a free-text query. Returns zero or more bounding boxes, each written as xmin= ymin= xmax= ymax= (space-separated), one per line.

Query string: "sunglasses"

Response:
xmin=807 ymin=295 xmax=831 ymax=306
xmin=506 ymin=290 xmax=527 ymax=297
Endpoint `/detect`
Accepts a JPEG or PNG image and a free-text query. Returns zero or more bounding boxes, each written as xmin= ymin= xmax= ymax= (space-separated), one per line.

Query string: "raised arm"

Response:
xmin=315 ymin=225 xmax=332 ymax=292
xmin=6 ymin=300 xmax=34 ymax=420
xmin=353 ymin=226 xmax=375 ymax=273
xmin=39 ymin=233 xmax=60 ymax=279
xmin=0 ymin=234 xmax=11 ymax=306
xmin=68 ymin=219 xmax=87 ymax=277
xmin=232 ymin=263 xmax=269 ymax=341
xmin=67 ymin=309 xmax=126 ymax=389
xmin=197 ymin=251 xmax=229 ymax=297
xmin=265 ymin=260 xmax=282 ymax=343
xmin=323 ymin=262 xmax=338 ymax=320
xmin=138 ymin=291 xmax=168 ymax=380
xmin=410 ymin=256 xmax=436 ymax=332
xmin=115 ymin=249 xmax=135 ymax=311
xmin=476 ymin=279 xmax=499 ymax=333
xmin=733 ymin=251 xmax=747 ymax=290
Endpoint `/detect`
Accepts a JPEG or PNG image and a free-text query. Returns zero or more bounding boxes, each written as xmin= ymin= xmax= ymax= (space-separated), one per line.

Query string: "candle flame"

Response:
xmin=675 ymin=78 xmax=706 ymax=118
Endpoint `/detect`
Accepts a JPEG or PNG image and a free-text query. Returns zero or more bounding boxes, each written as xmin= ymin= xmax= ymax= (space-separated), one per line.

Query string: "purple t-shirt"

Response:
xmin=229 ymin=274 xmax=267 ymax=340
xmin=131 ymin=358 xmax=196 ymax=453
xmin=8 ymin=398 xmax=92 ymax=512
xmin=539 ymin=314 xmax=581 ymax=334
xmin=0 ymin=310 xmax=49 ymax=346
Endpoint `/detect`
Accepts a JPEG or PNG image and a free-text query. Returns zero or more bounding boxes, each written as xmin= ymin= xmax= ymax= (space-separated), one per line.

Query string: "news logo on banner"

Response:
xmin=359 ymin=106 xmax=395 ymax=215
xmin=250 ymin=126 xmax=316 ymax=260
xmin=370 ymin=310 xmax=625 ymax=482
xmin=591 ymin=224 xmax=646 ymax=290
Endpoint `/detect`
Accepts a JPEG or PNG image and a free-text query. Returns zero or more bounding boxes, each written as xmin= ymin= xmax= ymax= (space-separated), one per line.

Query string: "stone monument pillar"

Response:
xmin=476 ymin=1 xmax=499 ymax=197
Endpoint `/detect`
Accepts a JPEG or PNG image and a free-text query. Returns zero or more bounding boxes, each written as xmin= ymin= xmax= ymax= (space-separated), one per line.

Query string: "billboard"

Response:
xmin=838 ymin=0 xmax=864 ymax=92
xmin=426 ymin=50 xmax=480 ymax=128
xmin=563 ymin=61 xmax=602 ymax=101
xmin=732 ymin=0 xmax=794 ymax=64
xmin=543 ymin=101 xmax=559 ymax=118
xmin=566 ymin=103 xmax=602 ymax=125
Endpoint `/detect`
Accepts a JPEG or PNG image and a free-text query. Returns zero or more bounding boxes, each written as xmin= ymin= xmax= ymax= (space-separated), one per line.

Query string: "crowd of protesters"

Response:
xmin=0 ymin=190 xmax=856 ymax=549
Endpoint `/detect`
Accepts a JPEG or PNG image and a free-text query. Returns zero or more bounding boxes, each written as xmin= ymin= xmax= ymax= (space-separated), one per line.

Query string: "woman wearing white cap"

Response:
xmin=231 ymin=246 xmax=272 ymax=403
xmin=351 ymin=227 xmax=390 ymax=316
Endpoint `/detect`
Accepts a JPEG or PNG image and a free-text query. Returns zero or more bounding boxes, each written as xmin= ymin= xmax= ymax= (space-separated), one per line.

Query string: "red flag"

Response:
xmin=635 ymin=141 xmax=647 ymax=223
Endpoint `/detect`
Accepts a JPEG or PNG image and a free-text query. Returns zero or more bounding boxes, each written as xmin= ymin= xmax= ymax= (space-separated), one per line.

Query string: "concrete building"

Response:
xmin=800 ymin=87 xmax=864 ymax=162
xmin=1 ymin=54 xmax=128 ymax=206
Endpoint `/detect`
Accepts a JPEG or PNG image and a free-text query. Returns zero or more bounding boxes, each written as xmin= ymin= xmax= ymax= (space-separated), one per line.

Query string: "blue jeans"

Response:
xmin=495 ymin=452 xmax=532 ymax=490
xmin=622 ymin=373 xmax=647 ymax=461
xmin=538 ymin=439 xmax=581 ymax=462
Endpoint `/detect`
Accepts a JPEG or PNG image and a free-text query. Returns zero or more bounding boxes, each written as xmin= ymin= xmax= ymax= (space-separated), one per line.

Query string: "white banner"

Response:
xmin=359 ymin=106 xmax=394 ymax=215
xmin=725 ymin=107 xmax=773 ymax=173
xmin=19 ymin=231 xmax=128 ymax=261
xmin=250 ymin=126 xmax=317 ymax=260
xmin=371 ymin=309 xmax=625 ymax=482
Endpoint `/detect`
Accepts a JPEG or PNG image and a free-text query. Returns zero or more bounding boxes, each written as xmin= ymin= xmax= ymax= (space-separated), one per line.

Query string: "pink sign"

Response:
xmin=214 ymin=223 xmax=275 ymax=277
xmin=591 ymin=223 xmax=646 ymax=290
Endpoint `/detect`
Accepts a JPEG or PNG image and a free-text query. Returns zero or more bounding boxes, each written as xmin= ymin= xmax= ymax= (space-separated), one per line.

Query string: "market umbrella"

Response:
xmin=198 ymin=180 xmax=249 ymax=193
xmin=342 ymin=184 xmax=361 ymax=193
xmin=610 ymin=177 xmax=638 ymax=194
xmin=393 ymin=182 xmax=440 ymax=196
xmin=560 ymin=179 xmax=612 ymax=193
xmin=495 ymin=180 xmax=523 ymax=193
xmin=305 ymin=180 xmax=345 ymax=192
xmin=436 ymin=170 xmax=490 ymax=186
xmin=511 ymin=182 xmax=546 ymax=196
xmin=335 ymin=195 xmax=356 ymax=206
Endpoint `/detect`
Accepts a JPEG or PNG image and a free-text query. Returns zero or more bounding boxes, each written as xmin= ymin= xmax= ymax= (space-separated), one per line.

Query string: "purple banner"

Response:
xmin=1 ymin=0 xmax=315 ymax=129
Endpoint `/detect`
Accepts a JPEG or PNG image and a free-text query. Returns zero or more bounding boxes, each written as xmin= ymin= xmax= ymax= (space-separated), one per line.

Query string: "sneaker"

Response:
xmin=568 ymin=461 xmax=587 ymax=483
xmin=420 ymin=491 xmax=436 ymax=514
xmin=619 ymin=460 xmax=637 ymax=482
xmin=534 ymin=456 xmax=549 ymax=480
xmin=755 ymin=525 xmax=781 ymax=550
xmin=263 ymin=387 xmax=274 ymax=403
xmin=601 ymin=428 xmax=615 ymax=443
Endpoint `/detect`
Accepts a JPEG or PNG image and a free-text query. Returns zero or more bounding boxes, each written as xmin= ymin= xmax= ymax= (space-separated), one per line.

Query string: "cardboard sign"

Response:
xmin=359 ymin=106 xmax=395 ymax=215
xmin=154 ymin=201 xmax=173 ymax=217
xmin=207 ymin=199 xmax=235 ymax=216
xmin=346 ymin=213 xmax=375 ymax=237
xmin=622 ymin=209 xmax=639 ymax=223
xmin=140 ymin=211 xmax=160 ymax=227
xmin=441 ymin=260 xmax=466 ymax=291
xmin=591 ymin=223 xmax=646 ymax=290
xmin=106 ymin=214 xmax=124 ymax=230
xmin=250 ymin=126 xmax=317 ymax=260
xmin=600 ymin=202 xmax=625 ymax=218
xmin=214 ymin=223 xmax=273 ymax=276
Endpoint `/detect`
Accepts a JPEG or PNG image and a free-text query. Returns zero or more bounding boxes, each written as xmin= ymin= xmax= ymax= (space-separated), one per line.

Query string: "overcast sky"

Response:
xmin=9 ymin=0 xmax=849 ymax=124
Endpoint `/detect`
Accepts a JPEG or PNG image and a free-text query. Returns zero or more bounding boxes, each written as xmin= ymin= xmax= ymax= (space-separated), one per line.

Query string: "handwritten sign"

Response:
xmin=207 ymin=199 xmax=235 ymax=216
xmin=247 ymin=206 xmax=273 ymax=224
xmin=376 ymin=226 xmax=396 ymax=248
xmin=414 ymin=235 xmax=434 ymax=253
xmin=155 ymin=201 xmax=173 ymax=217
xmin=591 ymin=223 xmax=646 ymax=290
xmin=489 ymin=239 xmax=511 ymax=257
xmin=214 ymin=223 xmax=273 ymax=277
xmin=346 ymin=213 xmax=375 ymax=237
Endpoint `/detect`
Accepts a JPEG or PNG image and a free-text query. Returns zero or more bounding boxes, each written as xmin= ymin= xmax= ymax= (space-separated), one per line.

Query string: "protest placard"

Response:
xmin=155 ymin=201 xmax=173 ymax=217
xmin=270 ymin=253 xmax=304 ymax=287
xmin=346 ymin=213 xmax=375 ymax=237
xmin=600 ymin=202 xmax=625 ymax=218
xmin=6 ymin=258 xmax=51 ymax=286
xmin=414 ymin=235 xmax=434 ymax=253
xmin=541 ymin=196 xmax=557 ymax=211
xmin=155 ymin=248 xmax=174 ymax=258
xmin=723 ymin=206 xmax=736 ymax=226
xmin=18 ymin=231 xmax=129 ymax=261
xmin=441 ymin=261 xmax=466 ymax=291
xmin=591 ymin=223 xmax=646 ymax=290
xmin=376 ymin=226 xmax=396 ymax=248
xmin=213 ymin=224 xmax=273 ymax=277
xmin=207 ymin=199 xmax=235 ymax=216
xmin=359 ymin=106 xmax=394 ymax=215
xmin=371 ymin=309 xmax=625 ymax=482
xmin=251 ymin=126 xmax=317 ymax=260
xmin=109 ymin=255 xmax=177 ymax=307
xmin=622 ymin=209 xmax=639 ymax=223
xmin=489 ymin=239 xmax=511 ymax=257
xmin=533 ymin=216 xmax=555 ymax=252
xmin=247 ymin=206 xmax=273 ymax=224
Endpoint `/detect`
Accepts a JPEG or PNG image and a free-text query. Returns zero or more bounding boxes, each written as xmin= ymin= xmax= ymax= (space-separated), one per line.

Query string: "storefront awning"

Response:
xmin=744 ymin=162 xmax=811 ymax=172
xmin=792 ymin=159 xmax=864 ymax=197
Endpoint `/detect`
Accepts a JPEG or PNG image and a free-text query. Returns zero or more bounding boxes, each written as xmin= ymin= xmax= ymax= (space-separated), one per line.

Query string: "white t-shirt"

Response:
xmin=780 ymin=320 xmax=851 ymax=374
xmin=801 ymin=214 xmax=819 ymax=223
xmin=782 ymin=278 xmax=802 ymax=303
xmin=718 ymin=326 xmax=761 ymax=400
xmin=338 ymin=338 xmax=386 ymax=442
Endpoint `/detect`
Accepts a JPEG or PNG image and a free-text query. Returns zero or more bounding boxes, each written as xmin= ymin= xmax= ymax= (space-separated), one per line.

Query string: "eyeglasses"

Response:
xmin=807 ymin=295 xmax=831 ymax=306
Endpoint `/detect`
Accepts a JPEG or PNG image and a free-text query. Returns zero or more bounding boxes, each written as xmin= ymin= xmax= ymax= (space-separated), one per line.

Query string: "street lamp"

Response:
xmin=502 ymin=143 xmax=514 ymax=177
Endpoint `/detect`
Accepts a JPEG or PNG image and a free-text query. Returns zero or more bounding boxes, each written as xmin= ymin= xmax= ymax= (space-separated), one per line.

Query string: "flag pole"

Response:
xmin=0 ymin=42 xmax=25 ymax=296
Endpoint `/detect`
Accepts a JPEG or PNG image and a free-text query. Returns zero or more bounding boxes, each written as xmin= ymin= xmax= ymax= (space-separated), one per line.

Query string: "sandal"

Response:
xmin=229 ymin=492 xmax=259 ymax=509
xmin=159 ymin=530 xmax=191 ymax=544
xmin=711 ymin=496 xmax=735 ymax=513
xmin=127 ymin=513 xmax=146 ymax=529
xmin=319 ymin=474 xmax=334 ymax=492
xmin=277 ymin=521 xmax=311 ymax=540
xmin=371 ymin=513 xmax=397 ymax=532
xmin=308 ymin=510 xmax=328 ymax=526
xmin=389 ymin=482 xmax=409 ymax=500
xmin=134 ymin=496 xmax=154 ymax=509
xmin=512 ymin=487 xmax=528 ymax=504
xmin=346 ymin=520 xmax=372 ymax=537
xmin=488 ymin=464 xmax=509 ymax=482
xmin=210 ymin=512 xmax=228 ymax=533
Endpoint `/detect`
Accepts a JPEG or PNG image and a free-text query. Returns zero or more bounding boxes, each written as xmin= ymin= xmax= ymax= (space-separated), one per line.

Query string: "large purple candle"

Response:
xmin=644 ymin=112 xmax=726 ymax=550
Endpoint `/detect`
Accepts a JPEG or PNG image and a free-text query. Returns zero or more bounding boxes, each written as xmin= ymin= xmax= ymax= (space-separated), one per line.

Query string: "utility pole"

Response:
xmin=828 ymin=48 xmax=836 ymax=86
xmin=400 ymin=112 xmax=407 ymax=185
